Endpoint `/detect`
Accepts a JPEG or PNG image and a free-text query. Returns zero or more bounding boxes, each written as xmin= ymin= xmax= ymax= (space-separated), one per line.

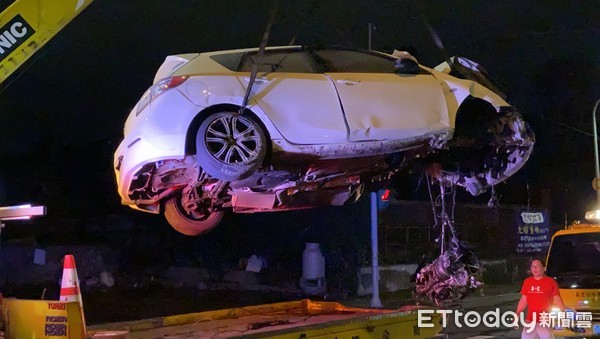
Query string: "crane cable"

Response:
xmin=240 ymin=0 xmax=279 ymax=113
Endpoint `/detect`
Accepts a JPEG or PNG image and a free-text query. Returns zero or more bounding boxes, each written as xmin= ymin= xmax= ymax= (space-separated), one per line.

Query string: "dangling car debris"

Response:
xmin=113 ymin=46 xmax=534 ymax=236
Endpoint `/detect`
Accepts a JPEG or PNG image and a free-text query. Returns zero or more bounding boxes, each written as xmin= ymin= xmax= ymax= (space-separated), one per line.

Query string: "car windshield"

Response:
xmin=450 ymin=56 xmax=507 ymax=100
xmin=546 ymin=232 xmax=600 ymax=277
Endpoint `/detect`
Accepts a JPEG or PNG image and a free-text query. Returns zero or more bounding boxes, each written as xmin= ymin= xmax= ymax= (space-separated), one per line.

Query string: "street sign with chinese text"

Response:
xmin=516 ymin=209 xmax=550 ymax=254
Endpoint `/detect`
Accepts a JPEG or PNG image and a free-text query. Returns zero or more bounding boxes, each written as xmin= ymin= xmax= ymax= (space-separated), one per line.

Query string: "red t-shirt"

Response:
xmin=521 ymin=276 xmax=560 ymax=322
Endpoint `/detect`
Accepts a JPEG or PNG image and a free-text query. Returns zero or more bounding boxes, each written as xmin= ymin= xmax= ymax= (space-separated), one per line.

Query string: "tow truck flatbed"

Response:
xmin=88 ymin=299 xmax=442 ymax=338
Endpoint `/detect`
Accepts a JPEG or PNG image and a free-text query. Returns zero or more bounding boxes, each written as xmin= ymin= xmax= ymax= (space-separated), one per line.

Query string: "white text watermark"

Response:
xmin=417 ymin=309 xmax=593 ymax=333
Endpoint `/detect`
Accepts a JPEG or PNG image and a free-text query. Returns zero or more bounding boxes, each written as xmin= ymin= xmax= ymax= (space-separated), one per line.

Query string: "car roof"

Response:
xmin=199 ymin=45 xmax=396 ymax=58
xmin=201 ymin=45 xmax=302 ymax=56
xmin=553 ymin=224 xmax=600 ymax=237
xmin=167 ymin=45 xmax=408 ymax=77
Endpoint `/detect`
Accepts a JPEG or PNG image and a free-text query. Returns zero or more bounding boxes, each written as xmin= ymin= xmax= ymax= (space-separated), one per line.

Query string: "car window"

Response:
xmin=238 ymin=50 xmax=315 ymax=73
xmin=209 ymin=52 xmax=245 ymax=71
xmin=311 ymin=49 xmax=396 ymax=73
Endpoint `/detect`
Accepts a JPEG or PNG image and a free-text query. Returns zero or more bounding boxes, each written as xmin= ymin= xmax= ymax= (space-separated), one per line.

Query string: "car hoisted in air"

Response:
xmin=114 ymin=45 xmax=534 ymax=235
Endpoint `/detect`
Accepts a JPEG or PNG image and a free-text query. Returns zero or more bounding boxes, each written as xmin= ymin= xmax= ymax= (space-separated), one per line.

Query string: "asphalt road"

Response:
xmin=440 ymin=300 xmax=521 ymax=338
xmin=438 ymin=299 xmax=578 ymax=339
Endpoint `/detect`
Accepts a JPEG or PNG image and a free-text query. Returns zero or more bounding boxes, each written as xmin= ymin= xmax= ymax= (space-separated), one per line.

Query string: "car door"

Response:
xmin=236 ymin=49 xmax=348 ymax=145
xmin=311 ymin=48 xmax=450 ymax=142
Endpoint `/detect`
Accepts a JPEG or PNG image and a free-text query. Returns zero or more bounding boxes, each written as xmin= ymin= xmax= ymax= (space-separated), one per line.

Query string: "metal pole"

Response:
xmin=368 ymin=23 xmax=372 ymax=50
xmin=593 ymin=98 xmax=600 ymax=206
xmin=369 ymin=192 xmax=382 ymax=308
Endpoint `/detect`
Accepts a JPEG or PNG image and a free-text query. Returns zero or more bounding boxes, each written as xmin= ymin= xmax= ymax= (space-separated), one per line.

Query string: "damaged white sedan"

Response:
xmin=114 ymin=46 xmax=534 ymax=236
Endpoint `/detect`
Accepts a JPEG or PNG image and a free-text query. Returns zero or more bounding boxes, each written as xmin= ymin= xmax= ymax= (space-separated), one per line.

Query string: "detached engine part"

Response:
xmin=415 ymin=240 xmax=484 ymax=308
xmin=415 ymin=176 xmax=484 ymax=308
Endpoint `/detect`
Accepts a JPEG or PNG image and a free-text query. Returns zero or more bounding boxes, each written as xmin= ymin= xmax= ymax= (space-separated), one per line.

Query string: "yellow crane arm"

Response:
xmin=0 ymin=0 xmax=93 ymax=83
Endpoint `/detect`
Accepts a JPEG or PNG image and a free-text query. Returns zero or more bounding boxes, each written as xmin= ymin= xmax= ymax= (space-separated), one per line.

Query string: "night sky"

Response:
xmin=1 ymin=0 xmax=599 ymax=228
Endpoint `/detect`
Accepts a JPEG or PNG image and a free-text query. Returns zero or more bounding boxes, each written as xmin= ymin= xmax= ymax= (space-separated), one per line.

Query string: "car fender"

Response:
xmin=428 ymin=72 xmax=510 ymax=131
xmin=428 ymin=66 xmax=509 ymax=106
xmin=180 ymin=75 xmax=247 ymax=107
xmin=179 ymin=76 xmax=285 ymax=142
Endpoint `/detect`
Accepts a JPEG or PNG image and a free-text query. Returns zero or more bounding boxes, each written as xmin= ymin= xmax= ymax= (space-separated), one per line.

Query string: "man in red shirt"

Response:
xmin=515 ymin=258 xmax=565 ymax=339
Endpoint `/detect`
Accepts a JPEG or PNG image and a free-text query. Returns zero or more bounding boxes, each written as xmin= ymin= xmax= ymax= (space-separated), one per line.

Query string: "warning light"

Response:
xmin=380 ymin=189 xmax=390 ymax=201
xmin=585 ymin=209 xmax=600 ymax=221
xmin=377 ymin=189 xmax=391 ymax=211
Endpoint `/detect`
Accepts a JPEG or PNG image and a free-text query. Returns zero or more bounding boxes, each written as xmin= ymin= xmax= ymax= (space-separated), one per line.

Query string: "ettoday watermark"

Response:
xmin=418 ymin=309 xmax=593 ymax=333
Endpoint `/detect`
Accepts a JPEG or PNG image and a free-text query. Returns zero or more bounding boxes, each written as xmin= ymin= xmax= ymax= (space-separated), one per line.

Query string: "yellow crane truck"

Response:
xmin=546 ymin=222 xmax=600 ymax=337
xmin=0 ymin=0 xmax=93 ymax=84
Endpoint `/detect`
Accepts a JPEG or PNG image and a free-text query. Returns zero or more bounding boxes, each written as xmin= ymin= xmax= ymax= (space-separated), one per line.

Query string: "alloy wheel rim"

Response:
xmin=205 ymin=115 xmax=261 ymax=165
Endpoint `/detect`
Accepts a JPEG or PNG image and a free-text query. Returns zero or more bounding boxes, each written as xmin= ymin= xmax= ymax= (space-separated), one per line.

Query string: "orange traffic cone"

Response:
xmin=60 ymin=255 xmax=81 ymax=302
xmin=60 ymin=254 xmax=87 ymax=335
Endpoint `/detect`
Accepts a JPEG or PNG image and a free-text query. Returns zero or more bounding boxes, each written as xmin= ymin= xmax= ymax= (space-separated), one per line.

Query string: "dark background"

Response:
xmin=0 ymin=1 xmax=599 ymax=258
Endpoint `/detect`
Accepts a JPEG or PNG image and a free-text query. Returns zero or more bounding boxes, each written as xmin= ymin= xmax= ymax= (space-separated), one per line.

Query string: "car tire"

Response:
xmin=196 ymin=111 xmax=267 ymax=181
xmin=163 ymin=195 xmax=224 ymax=236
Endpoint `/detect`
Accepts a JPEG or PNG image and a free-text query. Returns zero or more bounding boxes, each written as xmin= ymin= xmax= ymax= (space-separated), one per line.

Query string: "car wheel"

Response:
xmin=163 ymin=195 xmax=224 ymax=236
xmin=196 ymin=111 xmax=267 ymax=181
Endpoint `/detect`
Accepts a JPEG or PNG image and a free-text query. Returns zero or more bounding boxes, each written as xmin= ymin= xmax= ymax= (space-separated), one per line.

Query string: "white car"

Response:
xmin=114 ymin=46 xmax=534 ymax=236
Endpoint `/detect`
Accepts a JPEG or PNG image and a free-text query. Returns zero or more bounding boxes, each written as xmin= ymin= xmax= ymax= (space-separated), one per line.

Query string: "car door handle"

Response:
xmin=244 ymin=77 xmax=270 ymax=83
xmin=336 ymin=79 xmax=361 ymax=85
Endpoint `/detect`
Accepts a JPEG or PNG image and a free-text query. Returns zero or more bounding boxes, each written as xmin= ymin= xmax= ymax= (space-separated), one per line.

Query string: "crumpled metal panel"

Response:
xmin=442 ymin=107 xmax=535 ymax=196
xmin=326 ymin=73 xmax=450 ymax=142
xmin=238 ymin=74 xmax=349 ymax=144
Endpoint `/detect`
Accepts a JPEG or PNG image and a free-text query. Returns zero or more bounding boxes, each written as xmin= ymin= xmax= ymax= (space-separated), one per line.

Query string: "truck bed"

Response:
xmin=89 ymin=299 xmax=442 ymax=338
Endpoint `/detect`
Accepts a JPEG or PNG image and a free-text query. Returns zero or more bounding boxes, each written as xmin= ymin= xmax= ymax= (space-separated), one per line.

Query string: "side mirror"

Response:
xmin=394 ymin=58 xmax=420 ymax=74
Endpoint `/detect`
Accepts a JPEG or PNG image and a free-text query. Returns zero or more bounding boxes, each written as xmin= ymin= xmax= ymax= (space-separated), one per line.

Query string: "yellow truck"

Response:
xmin=546 ymin=222 xmax=600 ymax=337
xmin=87 ymin=299 xmax=442 ymax=339
xmin=0 ymin=0 xmax=93 ymax=84
xmin=2 ymin=297 xmax=443 ymax=338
